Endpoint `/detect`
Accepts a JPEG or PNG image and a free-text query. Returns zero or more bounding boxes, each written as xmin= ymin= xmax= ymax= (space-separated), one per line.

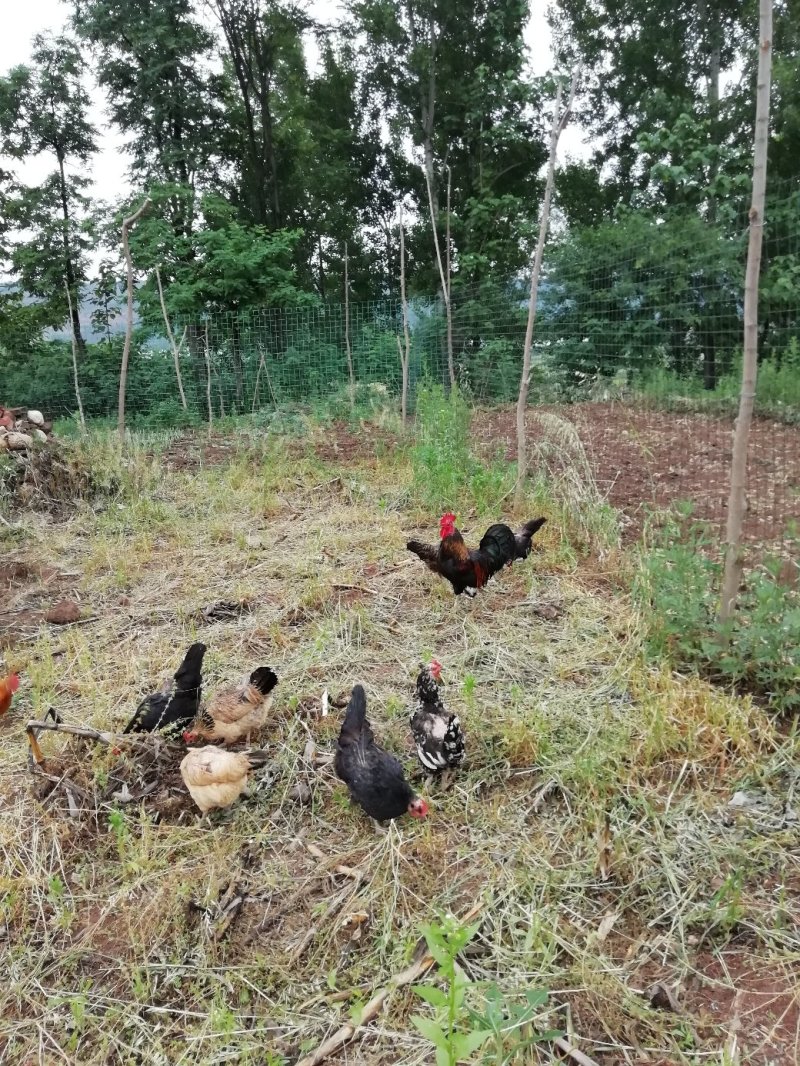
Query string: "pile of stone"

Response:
xmin=0 ymin=407 xmax=54 ymax=452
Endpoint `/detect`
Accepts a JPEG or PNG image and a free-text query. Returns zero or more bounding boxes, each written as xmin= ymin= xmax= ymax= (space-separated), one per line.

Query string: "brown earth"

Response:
xmin=475 ymin=403 xmax=800 ymax=544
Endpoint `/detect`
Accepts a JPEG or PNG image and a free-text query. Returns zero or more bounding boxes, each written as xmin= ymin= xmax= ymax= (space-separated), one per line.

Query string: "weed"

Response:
xmin=635 ymin=511 xmax=800 ymax=712
xmin=411 ymin=382 xmax=510 ymax=514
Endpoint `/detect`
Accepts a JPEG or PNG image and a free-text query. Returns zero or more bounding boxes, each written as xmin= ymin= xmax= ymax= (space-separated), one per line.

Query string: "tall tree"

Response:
xmin=74 ymin=0 xmax=223 ymax=242
xmin=352 ymin=0 xmax=546 ymax=291
xmin=0 ymin=32 xmax=96 ymax=353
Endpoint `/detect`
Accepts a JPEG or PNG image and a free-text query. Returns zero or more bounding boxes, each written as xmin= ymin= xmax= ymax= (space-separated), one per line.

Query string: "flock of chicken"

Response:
xmin=5 ymin=511 xmax=546 ymax=825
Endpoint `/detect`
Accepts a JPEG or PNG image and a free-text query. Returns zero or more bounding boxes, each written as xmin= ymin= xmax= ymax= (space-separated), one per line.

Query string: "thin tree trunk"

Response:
xmin=344 ymin=242 xmax=355 ymax=410
xmin=63 ymin=279 xmax=86 ymax=432
xmin=398 ymin=204 xmax=411 ymax=429
xmin=424 ymin=164 xmax=454 ymax=389
xmin=118 ymin=198 xmax=151 ymax=443
xmin=719 ymin=0 xmax=773 ymax=623
xmin=445 ymin=164 xmax=453 ymax=385
xmin=56 ymin=152 xmax=86 ymax=356
xmin=155 ymin=264 xmax=188 ymax=410
xmin=203 ymin=323 xmax=214 ymax=428
xmin=515 ymin=68 xmax=580 ymax=508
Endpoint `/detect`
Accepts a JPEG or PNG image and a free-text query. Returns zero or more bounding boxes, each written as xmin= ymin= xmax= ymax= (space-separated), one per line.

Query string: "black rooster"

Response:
xmin=335 ymin=684 xmax=429 ymax=823
xmin=407 ymin=513 xmax=546 ymax=596
xmin=123 ymin=642 xmax=207 ymax=736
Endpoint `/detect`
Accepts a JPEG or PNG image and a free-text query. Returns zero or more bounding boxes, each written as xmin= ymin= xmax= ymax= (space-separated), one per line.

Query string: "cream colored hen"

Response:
xmin=183 ymin=666 xmax=278 ymax=746
xmin=180 ymin=746 xmax=270 ymax=814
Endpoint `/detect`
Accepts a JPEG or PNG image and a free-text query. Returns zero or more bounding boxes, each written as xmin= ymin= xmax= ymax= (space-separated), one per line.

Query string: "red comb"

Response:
xmin=7 ymin=674 xmax=20 ymax=693
xmin=439 ymin=513 xmax=457 ymax=538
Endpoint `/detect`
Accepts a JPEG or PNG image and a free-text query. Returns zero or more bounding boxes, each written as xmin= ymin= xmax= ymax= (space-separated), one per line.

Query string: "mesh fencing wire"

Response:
xmin=1 ymin=182 xmax=799 ymax=546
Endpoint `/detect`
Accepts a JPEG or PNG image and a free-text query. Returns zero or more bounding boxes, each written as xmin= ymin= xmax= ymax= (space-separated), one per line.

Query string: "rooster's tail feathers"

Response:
xmin=514 ymin=517 xmax=547 ymax=558
xmin=407 ymin=539 xmax=438 ymax=564
xmin=249 ymin=667 xmax=278 ymax=695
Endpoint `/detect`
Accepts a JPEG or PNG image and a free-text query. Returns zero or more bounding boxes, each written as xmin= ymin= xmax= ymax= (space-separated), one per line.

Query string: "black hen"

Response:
xmin=410 ymin=661 xmax=465 ymax=773
xmin=123 ymin=642 xmax=207 ymax=736
xmin=334 ymin=684 xmax=429 ymax=822
xmin=407 ymin=514 xmax=546 ymax=596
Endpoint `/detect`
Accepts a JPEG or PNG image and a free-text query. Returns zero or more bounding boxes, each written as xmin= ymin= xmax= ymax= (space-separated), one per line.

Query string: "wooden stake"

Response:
xmin=63 ymin=279 xmax=86 ymax=432
xmin=719 ymin=0 xmax=773 ymax=623
xmin=515 ymin=68 xmax=580 ymax=508
xmin=118 ymin=198 xmax=151 ymax=442
xmin=155 ymin=264 xmax=188 ymax=410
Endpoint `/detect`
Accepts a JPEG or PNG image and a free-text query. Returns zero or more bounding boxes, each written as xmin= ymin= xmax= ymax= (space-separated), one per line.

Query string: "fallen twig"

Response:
xmin=552 ymin=1036 xmax=601 ymax=1066
xmin=295 ymin=899 xmax=485 ymax=1066
xmin=25 ymin=718 xmax=182 ymax=759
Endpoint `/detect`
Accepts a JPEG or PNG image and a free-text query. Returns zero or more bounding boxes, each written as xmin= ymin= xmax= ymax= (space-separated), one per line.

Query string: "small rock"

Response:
xmin=26 ymin=410 xmax=45 ymax=426
xmin=45 ymin=600 xmax=82 ymax=625
xmin=4 ymin=432 xmax=33 ymax=451
xmin=32 ymin=428 xmax=48 ymax=443
xmin=288 ymin=781 xmax=312 ymax=805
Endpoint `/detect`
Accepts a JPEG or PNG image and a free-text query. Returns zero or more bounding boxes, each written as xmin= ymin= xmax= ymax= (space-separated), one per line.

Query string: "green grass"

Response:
xmin=0 ymin=413 xmax=797 ymax=1064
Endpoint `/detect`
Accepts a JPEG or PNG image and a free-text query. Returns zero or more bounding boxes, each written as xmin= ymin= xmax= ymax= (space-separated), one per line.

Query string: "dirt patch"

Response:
xmin=313 ymin=420 xmax=400 ymax=463
xmin=160 ymin=435 xmax=242 ymax=472
xmin=476 ymin=403 xmax=800 ymax=544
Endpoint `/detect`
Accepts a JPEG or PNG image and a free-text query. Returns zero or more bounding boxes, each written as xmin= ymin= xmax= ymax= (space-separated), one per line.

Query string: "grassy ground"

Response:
xmin=0 ymin=412 xmax=798 ymax=1065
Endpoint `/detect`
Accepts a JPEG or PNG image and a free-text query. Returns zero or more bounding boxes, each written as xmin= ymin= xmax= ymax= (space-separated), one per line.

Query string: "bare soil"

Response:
xmin=476 ymin=403 xmax=800 ymax=543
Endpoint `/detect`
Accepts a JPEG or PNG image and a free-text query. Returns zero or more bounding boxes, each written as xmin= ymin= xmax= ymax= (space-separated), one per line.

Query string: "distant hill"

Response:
xmin=0 ymin=281 xmax=153 ymax=345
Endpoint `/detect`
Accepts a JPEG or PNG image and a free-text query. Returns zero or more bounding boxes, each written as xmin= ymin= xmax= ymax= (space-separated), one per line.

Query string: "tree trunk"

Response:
xmin=424 ymin=165 xmax=454 ymax=389
xmin=398 ymin=204 xmax=411 ymax=429
xmin=63 ymin=279 xmax=86 ymax=432
xmin=118 ymin=198 xmax=151 ymax=442
xmin=56 ymin=153 xmax=86 ymax=356
xmin=719 ymin=0 xmax=773 ymax=623
xmin=515 ymin=68 xmax=580 ymax=509
xmin=344 ymin=242 xmax=355 ymax=409
xmin=155 ymin=265 xmax=188 ymax=410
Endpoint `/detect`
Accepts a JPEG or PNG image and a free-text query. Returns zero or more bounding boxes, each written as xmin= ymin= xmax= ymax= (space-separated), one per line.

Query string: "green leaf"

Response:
xmin=412 ymin=984 xmax=449 ymax=1009
xmin=451 ymin=1029 xmax=493 ymax=1057
xmin=411 ymin=1015 xmax=449 ymax=1052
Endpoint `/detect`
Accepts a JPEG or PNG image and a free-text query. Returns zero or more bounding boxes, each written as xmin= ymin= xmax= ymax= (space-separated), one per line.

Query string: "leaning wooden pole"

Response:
xmin=117 ymin=198 xmax=151 ymax=442
xmin=515 ymin=68 xmax=580 ymax=508
xmin=344 ymin=242 xmax=355 ymax=410
xmin=63 ymin=279 xmax=86 ymax=432
xmin=155 ymin=264 xmax=188 ymax=410
xmin=719 ymin=0 xmax=773 ymax=623
xmin=398 ymin=204 xmax=411 ymax=429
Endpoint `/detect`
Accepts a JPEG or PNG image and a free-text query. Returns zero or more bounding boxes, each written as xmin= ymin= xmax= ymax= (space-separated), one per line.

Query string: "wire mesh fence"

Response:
xmin=1 ymin=183 xmax=799 ymax=545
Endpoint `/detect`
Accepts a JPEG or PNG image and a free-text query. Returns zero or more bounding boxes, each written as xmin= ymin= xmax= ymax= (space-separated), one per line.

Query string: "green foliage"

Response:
xmin=635 ymin=339 xmax=800 ymax=422
xmin=412 ymin=917 xmax=556 ymax=1066
xmin=410 ymin=383 xmax=510 ymax=514
xmin=635 ymin=514 xmax=800 ymax=714
xmin=411 ymin=917 xmax=493 ymax=1066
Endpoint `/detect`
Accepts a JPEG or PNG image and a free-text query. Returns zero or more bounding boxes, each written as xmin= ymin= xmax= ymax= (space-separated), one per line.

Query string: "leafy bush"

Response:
xmin=410 ymin=382 xmax=510 ymax=513
xmin=635 ymin=514 xmax=800 ymax=713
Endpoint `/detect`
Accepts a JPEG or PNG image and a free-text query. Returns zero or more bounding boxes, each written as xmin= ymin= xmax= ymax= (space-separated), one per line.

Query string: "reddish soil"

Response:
xmin=475 ymin=403 xmax=800 ymax=544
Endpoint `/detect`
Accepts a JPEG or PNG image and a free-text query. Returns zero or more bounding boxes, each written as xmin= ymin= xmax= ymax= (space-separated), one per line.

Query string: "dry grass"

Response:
xmin=0 ymin=419 xmax=798 ymax=1065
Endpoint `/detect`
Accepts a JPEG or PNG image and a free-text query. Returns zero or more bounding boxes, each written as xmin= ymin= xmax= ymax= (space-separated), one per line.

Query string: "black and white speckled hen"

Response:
xmin=410 ymin=660 xmax=465 ymax=774
xmin=407 ymin=513 xmax=546 ymax=597
xmin=123 ymin=642 xmax=207 ymax=736
xmin=334 ymin=683 xmax=429 ymax=823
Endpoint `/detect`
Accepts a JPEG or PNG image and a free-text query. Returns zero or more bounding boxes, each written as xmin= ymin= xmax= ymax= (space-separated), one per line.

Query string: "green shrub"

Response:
xmin=410 ymin=382 xmax=510 ymax=513
xmin=635 ymin=513 xmax=800 ymax=713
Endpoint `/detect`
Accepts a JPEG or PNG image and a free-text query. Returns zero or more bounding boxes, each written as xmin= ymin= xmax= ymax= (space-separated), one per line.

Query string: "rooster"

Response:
xmin=335 ymin=684 xmax=429 ymax=824
xmin=410 ymin=660 xmax=464 ymax=780
xmin=180 ymin=745 xmax=271 ymax=814
xmin=123 ymin=643 xmax=206 ymax=736
xmin=407 ymin=513 xmax=546 ymax=596
xmin=0 ymin=673 xmax=20 ymax=717
xmin=183 ymin=666 xmax=278 ymax=746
